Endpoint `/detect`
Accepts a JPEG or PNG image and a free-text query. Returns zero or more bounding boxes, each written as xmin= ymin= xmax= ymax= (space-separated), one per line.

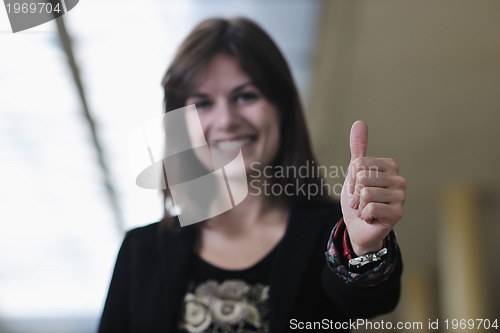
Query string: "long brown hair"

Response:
xmin=160 ymin=17 xmax=333 ymax=227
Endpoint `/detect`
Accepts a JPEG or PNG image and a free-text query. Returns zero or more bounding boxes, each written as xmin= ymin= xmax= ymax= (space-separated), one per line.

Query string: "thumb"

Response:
xmin=350 ymin=120 xmax=368 ymax=162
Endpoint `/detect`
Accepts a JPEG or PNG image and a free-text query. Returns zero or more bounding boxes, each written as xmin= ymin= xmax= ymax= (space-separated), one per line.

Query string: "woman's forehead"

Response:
xmin=188 ymin=55 xmax=253 ymax=94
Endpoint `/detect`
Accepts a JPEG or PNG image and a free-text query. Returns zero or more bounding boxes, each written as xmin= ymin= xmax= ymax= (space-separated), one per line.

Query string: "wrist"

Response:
xmin=351 ymin=240 xmax=384 ymax=257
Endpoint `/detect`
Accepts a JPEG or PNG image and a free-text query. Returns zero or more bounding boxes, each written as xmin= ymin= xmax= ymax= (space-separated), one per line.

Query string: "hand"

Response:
xmin=340 ymin=121 xmax=406 ymax=256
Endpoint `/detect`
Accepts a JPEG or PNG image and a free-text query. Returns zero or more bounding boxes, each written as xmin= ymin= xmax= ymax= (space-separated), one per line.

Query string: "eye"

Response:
xmin=234 ymin=92 xmax=258 ymax=104
xmin=194 ymin=100 xmax=212 ymax=110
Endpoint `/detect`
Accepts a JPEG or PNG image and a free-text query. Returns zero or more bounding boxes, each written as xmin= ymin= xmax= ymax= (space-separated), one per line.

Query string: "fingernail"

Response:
xmin=348 ymin=183 xmax=354 ymax=195
xmin=349 ymin=198 xmax=356 ymax=208
xmin=355 ymin=209 xmax=361 ymax=218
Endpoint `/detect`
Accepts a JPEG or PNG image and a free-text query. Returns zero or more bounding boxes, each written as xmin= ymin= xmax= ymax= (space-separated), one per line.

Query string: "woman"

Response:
xmin=99 ymin=17 xmax=406 ymax=333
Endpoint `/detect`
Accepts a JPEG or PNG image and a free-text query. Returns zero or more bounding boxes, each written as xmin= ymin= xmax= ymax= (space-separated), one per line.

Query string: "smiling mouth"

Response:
xmin=210 ymin=136 xmax=256 ymax=152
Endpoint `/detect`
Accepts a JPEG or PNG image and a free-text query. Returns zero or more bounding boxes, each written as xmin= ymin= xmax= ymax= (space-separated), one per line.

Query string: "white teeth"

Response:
xmin=214 ymin=138 xmax=252 ymax=151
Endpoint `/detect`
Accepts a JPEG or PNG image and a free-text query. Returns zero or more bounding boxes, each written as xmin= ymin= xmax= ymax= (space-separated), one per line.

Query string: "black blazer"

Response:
xmin=98 ymin=202 xmax=402 ymax=332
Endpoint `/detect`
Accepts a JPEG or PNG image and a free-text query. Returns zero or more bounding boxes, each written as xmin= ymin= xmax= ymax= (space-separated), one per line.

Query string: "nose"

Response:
xmin=213 ymin=100 xmax=241 ymax=130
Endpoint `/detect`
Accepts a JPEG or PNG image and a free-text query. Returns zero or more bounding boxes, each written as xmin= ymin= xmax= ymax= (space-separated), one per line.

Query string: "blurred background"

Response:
xmin=0 ymin=0 xmax=498 ymax=332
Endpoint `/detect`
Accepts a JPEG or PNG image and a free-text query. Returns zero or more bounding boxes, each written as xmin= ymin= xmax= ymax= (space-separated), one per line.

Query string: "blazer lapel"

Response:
xmin=157 ymin=224 xmax=197 ymax=332
xmin=269 ymin=206 xmax=327 ymax=332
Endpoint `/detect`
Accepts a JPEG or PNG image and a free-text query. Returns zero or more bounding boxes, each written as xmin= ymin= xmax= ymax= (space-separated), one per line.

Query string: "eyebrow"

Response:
xmin=187 ymin=82 xmax=255 ymax=99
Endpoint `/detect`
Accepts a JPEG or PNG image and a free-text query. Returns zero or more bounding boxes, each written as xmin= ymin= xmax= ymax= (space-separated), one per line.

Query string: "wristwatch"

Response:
xmin=348 ymin=248 xmax=388 ymax=270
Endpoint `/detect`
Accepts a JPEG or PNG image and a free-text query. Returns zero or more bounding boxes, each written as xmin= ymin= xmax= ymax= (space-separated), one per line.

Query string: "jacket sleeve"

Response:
xmin=321 ymin=219 xmax=403 ymax=318
xmin=98 ymin=232 xmax=132 ymax=333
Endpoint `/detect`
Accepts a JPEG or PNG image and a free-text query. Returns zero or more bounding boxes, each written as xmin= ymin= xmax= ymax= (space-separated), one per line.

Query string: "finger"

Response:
xmin=358 ymin=187 xmax=405 ymax=212
xmin=351 ymin=157 xmax=399 ymax=176
xmin=351 ymin=172 xmax=405 ymax=209
xmin=349 ymin=120 xmax=368 ymax=194
xmin=349 ymin=156 xmax=397 ymax=199
xmin=360 ymin=202 xmax=403 ymax=226
xmin=355 ymin=171 xmax=406 ymax=189
xmin=350 ymin=120 xmax=368 ymax=162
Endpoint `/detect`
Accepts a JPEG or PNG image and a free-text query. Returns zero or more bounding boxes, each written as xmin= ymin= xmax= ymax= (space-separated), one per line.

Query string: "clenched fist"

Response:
xmin=341 ymin=121 xmax=406 ymax=256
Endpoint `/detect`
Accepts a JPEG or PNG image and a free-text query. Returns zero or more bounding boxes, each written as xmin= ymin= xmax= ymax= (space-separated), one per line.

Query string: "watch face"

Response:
xmin=348 ymin=248 xmax=388 ymax=272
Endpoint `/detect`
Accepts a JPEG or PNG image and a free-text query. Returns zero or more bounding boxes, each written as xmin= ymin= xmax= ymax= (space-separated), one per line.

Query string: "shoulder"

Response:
xmin=125 ymin=220 xmax=193 ymax=239
xmin=122 ymin=220 xmax=196 ymax=254
xmin=125 ymin=221 xmax=162 ymax=243
xmin=116 ymin=222 xmax=162 ymax=258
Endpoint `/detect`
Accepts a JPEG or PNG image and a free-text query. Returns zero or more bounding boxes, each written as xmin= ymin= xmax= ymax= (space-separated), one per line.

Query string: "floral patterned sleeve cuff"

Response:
xmin=324 ymin=218 xmax=400 ymax=287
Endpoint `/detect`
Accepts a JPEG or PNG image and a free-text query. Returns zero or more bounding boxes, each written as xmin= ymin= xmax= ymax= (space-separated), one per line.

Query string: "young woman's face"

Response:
xmin=185 ymin=53 xmax=281 ymax=174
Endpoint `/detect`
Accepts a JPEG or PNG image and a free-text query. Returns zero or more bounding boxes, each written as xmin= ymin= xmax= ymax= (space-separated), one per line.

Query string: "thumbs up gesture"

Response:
xmin=340 ymin=121 xmax=406 ymax=256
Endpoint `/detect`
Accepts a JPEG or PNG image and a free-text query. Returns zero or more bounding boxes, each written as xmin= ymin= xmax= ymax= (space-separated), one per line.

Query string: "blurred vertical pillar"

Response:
xmin=400 ymin=270 xmax=434 ymax=333
xmin=53 ymin=14 xmax=124 ymax=233
xmin=439 ymin=186 xmax=487 ymax=332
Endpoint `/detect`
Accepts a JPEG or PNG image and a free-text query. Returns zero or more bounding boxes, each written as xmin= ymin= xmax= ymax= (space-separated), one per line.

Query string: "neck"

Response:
xmin=201 ymin=192 xmax=287 ymax=237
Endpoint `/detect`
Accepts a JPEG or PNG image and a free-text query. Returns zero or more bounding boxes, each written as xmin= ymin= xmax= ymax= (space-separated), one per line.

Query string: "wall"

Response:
xmin=308 ymin=0 xmax=500 ymax=330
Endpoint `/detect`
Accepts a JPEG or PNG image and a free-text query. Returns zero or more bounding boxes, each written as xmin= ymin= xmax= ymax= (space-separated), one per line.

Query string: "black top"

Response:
xmin=189 ymin=238 xmax=281 ymax=284
xmin=98 ymin=201 xmax=402 ymax=333
xmin=178 ymin=243 xmax=281 ymax=332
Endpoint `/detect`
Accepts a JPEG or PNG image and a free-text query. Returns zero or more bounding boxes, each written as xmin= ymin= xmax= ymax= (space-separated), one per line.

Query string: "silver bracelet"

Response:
xmin=348 ymin=248 xmax=388 ymax=268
